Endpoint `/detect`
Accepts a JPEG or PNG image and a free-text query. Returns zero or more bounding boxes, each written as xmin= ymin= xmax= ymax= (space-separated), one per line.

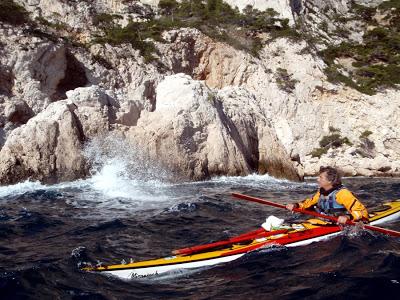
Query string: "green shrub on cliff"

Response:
xmin=94 ymin=22 xmax=158 ymax=62
xmin=310 ymin=147 xmax=328 ymax=158
xmin=94 ymin=0 xmax=300 ymax=62
xmin=163 ymin=0 xmax=298 ymax=54
xmin=320 ymin=2 xmax=400 ymax=94
xmin=93 ymin=13 xmax=123 ymax=27
xmin=319 ymin=133 xmax=352 ymax=149
xmin=351 ymin=3 xmax=377 ymax=23
xmin=360 ymin=130 xmax=372 ymax=139
xmin=310 ymin=129 xmax=352 ymax=158
xmin=275 ymin=68 xmax=298 ymax=93
xmin=0 ymin=0 xmax=30 ymax=25
xmin=356 ymin=130 xmax=375 ymax=158
xmin=379 ymin=0 xmax=400 ymax=10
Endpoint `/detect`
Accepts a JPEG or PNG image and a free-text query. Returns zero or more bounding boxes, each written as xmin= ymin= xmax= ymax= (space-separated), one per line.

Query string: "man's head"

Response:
xmin=317 ymin=166 xmax=342 ymax=190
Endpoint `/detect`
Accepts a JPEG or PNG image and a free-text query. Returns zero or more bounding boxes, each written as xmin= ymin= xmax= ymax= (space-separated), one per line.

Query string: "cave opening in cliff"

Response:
xmin=53 ymin=50 xmax=88 ymax=101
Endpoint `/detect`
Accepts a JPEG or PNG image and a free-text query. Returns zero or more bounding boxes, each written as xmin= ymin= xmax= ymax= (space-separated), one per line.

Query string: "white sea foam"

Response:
xmin=0 ymin=134 xmax=311 ymax=217
xmin=0 ymin=135 xmax=173 ymax=214
xmin=0 ymin=180 xmax=45 ymax=198
xmin=66 ymin=135 xmax=174 ymax=214
xmin=211 ymin=173 xmax=286 ymax=184
xmin=209 ymin=173 xmax=315 ymax=190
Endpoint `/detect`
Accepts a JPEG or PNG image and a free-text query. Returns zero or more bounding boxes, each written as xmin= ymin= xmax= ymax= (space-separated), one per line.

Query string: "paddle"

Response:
xmin=232 ymin=192 xmax=400 ymax=238
xmin=172 ymin=228 xmax=288 ymax=255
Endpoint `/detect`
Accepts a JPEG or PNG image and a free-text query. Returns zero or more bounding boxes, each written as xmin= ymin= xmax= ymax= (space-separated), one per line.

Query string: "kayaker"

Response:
xmin=286 ymin=166 xmax=368 ymax=224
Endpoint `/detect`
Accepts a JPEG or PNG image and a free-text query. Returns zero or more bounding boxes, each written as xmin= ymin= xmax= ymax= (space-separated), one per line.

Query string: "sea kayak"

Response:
xmin=82 ymin=200 xmax=400 ymax=279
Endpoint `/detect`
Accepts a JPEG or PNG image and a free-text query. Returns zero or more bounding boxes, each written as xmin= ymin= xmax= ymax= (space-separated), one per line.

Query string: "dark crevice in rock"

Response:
xmin=290 ymin=0 xmax=303 ymax=16
xmin=144 ymin=80 xmax=156 ymax=112
xmin=49 ymin=122 xmax=61 ymax=184
xmin=1 ymin=164 xmax=35 ymax=186
xmin=0 ymin=127 xmax=5 ymax=150
xmin=91 ymin=54 xmax=113 ymax=70
xmin=53 ymin=50 xmax=88 ymax=101
xmin=200 ymin=156 xmax=210 ymax=179
xmin=104 ymin=95 xmax=119 ymax=125
xmin=0 ymin=65 xmax=14 ymax=96
xmin=67 ymin=103 xmax=86 ymax=143
xmin=259 ymin=158 xmax=301 ymax=182
xmin=6 ymin=101 xmax=34 ymax=124
xmin=214 ymin=99 xmax=258 ymax=173
xmin=378 ymin=166 xmax=391 ymax=173
xmin=107 ymin=105 xmax=118 ymax=125
xmin=168 ymin=35 xmax=205 ymax=78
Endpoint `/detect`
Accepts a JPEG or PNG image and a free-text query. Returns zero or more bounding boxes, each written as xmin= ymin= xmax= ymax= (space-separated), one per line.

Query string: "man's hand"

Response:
xmin=286 ymin=203 xmax=295 ymax=211
xmin=337 ymin=215 xmax=349 ymax=225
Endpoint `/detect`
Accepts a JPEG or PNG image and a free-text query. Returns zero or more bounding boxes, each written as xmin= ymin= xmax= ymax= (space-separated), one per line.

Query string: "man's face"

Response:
xmin=318 ymin=172 xmax=333 ymax=189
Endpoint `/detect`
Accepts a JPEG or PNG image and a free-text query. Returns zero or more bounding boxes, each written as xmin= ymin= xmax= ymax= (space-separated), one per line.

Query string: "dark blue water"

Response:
xmin=1 ymin=176 xmax=400 ymax=299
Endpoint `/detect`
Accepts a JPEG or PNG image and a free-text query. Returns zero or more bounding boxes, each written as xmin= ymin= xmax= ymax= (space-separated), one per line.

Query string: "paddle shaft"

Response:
xmin=232 ymin=193 xmax=400 ymax=237
xmin=173 ymin=229 xmax=288 ymax=256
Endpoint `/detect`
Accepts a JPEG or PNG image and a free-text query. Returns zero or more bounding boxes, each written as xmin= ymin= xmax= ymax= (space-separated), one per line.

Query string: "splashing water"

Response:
xmin=84 ymin=134 xmax=171 ymax=184
xmin=0 ymin=135 xmax=176 ymax=215
xmin=69 ymin=134 xmax=175 ymax=214
xmin=0 ymin=134 xmax=316 ymax=218
xmin=0 ymin=180 xmax=44 ymax=198
xmin=210 ymin=173 xmax=316 ymax=190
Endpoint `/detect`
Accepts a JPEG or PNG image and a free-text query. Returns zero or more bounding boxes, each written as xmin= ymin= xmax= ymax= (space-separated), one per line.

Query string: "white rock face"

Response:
xmin=0 ymin=85 xmax=120 ymax=184
xmin=301 ymin=89 xmax=400 ymax=176
xmin=160 ymin=29 xmax=400 ymax=177
xmin=65 ymin=86 xmax=119 ymax=137
xmin=141 ymin=0 xmax=296 ymax=25
xmin=225 ymin=0 xmax=295 ymax=23
xmin=16 ymin=0 xmax=93 ymax=30
xmin=127 ymin=74 xmax=300 ymax=180
xmin=1 ymin=36 xmax=62 ymax=113
xmin=0 ymin=101 xmax=86 ymax=184
xmin=17 ymin=0 xmax=155 ymax=32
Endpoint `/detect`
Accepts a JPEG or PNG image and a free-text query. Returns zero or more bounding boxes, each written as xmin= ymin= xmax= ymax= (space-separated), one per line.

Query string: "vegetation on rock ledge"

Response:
xmin=320 ymin=1 xmax=400 ymax=95
xmin=310 ymin=127 xmax=352 ymax=158
xmin=93 ymin=0 xmax=300 ymax=61
xmin=275 ymin=68 xmax=299 ymax=93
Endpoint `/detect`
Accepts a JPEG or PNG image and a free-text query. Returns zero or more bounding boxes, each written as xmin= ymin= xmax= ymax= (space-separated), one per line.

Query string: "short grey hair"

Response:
xmin=319 ymin=166 xmax=342 ymax=187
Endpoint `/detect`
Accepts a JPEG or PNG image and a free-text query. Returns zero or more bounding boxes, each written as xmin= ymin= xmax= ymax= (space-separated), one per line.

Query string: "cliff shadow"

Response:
xmin=53 ymin=50 xmax=88 ymax=101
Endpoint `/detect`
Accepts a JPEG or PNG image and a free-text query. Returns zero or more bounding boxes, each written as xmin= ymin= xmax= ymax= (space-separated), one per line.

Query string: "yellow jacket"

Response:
xmin=298 ymin=188 xmax=369 ymax=221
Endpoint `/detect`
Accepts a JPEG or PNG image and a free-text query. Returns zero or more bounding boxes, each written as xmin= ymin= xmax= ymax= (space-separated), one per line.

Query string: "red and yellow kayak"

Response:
xmin=83 ymin=200 xmax=400 ymax=279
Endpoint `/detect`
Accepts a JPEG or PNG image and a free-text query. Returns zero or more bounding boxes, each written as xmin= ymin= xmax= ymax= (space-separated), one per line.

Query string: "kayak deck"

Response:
xmin=82 ymin=200 xmax=400 ymax=279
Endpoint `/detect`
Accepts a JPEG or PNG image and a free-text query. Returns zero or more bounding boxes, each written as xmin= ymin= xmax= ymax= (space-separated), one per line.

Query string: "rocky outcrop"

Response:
xmin=0 ymin=25 xmax=90 ymax=113
xmin=157 ymin=27 xmax=400 ymax=177
xmin=0 ymin=86 xmax=119 ymax=184
xmin=16 ymin=0 xmax=155 ymax=34
xmin=127 ymin=74 xmax=300 ymax=180
xmin=0 ymin=101 xmax=86 ymax=184
xmin=302 ymin=88 xmax=400 ymax=177
xmin=3 ymin=99 xmax=33 ymax=124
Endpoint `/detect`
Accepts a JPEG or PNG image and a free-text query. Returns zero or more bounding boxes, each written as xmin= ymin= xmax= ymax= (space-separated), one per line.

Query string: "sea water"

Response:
xmin=1 ymin=138 xmax=399 ymax=299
